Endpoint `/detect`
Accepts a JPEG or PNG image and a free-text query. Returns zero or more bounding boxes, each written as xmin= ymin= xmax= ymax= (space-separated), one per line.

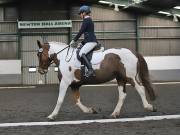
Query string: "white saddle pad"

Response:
xmin=91 ymin=51 xmax=104 ymax=65
xmin=73 ymin=49 xmax=104 ymax=68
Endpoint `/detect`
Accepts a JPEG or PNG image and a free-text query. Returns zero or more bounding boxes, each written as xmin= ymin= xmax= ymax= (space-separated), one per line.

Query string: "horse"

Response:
xmin=36 ymin=40 xmax=156 ymax=120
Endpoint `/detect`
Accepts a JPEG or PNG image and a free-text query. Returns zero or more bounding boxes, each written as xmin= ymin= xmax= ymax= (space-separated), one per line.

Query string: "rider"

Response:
xmin=70 ymin=5 xmax=97 ymax=77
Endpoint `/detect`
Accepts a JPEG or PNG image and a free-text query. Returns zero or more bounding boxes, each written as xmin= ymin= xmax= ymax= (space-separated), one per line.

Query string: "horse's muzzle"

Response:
xmin=38 ymin=67 xmax=48 ymax=74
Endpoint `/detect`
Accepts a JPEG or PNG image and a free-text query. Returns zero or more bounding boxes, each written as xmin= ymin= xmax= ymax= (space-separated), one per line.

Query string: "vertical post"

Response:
xmin=69 ymin=27 xmax=72 ymax=44
xmin=17 ymin=21 xmax=21 ymax=59
xmin=41 ymin=33 xmax=48 ymax=85
xmin=44 ymin=74 xmax=47 ymax=85
xmin=135 ymin=14 xmax=140 ymax=52
xmin=17 ymin=21 xmax=23 ymax=84
xmin=68 ymin=6 xmax=72 ymax=44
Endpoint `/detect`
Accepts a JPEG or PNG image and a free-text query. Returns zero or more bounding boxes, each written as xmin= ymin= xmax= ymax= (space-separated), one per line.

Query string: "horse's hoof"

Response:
xmin=145 ymin=104 xmax=154 ymax=112
xmin=111 ymin=115 xmax=119 ymax=119
xmin=98 ymin=108 xmax=102 ymax=112
xmin=91 ymin=108 xmax=98 ymax=114
xmin=47 ymin=115 xmax=56 ymax=121
xmin=47 ymin=117 xmax=55 ymax=121
xmin=153 ymin=106 xmax=157 ymax=112
xmin=111 ymin=112 xmax=120 ymax=119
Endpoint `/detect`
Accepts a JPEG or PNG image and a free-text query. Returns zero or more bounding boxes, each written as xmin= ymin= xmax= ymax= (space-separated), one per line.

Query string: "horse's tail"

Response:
xmin=137 ymin=53 xmax=156 ymax=101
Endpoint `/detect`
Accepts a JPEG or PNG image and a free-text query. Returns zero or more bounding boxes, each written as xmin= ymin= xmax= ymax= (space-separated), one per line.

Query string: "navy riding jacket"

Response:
xmin=73 ymin=16 xmax=97 ymax=44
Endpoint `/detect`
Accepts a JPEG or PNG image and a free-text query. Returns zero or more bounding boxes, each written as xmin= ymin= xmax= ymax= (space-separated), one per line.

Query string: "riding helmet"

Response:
xmin=78 ymin=5 xmax=91 ymax=15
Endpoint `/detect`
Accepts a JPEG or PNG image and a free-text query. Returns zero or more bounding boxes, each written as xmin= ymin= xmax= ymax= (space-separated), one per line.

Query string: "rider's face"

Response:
xmin=80 ymin=13 xmax=85 ymax=19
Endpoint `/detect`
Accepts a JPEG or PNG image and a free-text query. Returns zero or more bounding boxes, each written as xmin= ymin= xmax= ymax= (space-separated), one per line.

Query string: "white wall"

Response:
xmin=145 ymin=56 xmax=180 ymax=81
xmin=0 ymin=57 xmax=179 ymax=83
xmin=145 ymin=56 xmax=180 ymax=70
xmin=0 ymin=60 xmax=21 ymax=74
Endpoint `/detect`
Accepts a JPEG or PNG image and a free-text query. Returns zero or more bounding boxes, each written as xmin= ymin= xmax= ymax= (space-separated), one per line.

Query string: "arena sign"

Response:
xmin=18 ymin=20 xmax=72 ymax=29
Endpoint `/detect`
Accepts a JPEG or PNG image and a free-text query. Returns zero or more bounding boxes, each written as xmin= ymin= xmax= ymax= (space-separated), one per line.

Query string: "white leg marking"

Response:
xmin=111 ymin=85 xmax=127 ymax=118
xmin=134 ymin=81 xmax=153 ymax=111
xmin=47 ymin=79 xmax=69 ymax=120
xmin=76 ymin=98 xmax=94 ymax=113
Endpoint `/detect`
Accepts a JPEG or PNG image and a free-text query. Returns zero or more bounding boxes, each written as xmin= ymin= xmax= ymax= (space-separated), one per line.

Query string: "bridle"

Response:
xmin=38 ymin=44 xmax=74 ymax=67
xmin=37 ymin=49 xmax=52 ymax=67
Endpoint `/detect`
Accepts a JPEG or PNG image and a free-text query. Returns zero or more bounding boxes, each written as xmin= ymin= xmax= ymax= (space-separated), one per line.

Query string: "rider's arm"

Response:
xmin=73 ymin=19 xmax=87 ymax=42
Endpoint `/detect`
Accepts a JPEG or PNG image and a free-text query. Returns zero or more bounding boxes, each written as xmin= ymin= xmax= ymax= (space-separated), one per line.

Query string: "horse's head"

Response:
xmin=37 ymin=40 xmax=58 ymax=74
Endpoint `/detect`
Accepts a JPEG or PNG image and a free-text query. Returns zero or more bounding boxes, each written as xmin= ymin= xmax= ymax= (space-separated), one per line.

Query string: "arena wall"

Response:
xmin=0 ymin=3 xmax=179 ymax=84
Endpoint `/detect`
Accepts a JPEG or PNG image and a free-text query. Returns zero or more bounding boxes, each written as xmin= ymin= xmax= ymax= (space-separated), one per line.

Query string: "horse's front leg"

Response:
xmin=72 ymin=89 xmax=97 ymax=114
xmin=47 ymin=79 xmax=69 ymax=120
xmin=111 ymin=82 xmax=127 ymax=118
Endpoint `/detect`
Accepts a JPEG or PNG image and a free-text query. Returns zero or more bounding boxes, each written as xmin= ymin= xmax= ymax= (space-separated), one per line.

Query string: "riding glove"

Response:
xmin=70 ymin=40 xmax=77 ymax=48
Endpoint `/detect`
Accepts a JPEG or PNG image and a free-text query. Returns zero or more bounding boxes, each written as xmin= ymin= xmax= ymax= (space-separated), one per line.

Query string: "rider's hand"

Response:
xmin=70 ymin=40 xmax=77 ymax=48
xmin=77 ymin=42 xmax=82 ymax=48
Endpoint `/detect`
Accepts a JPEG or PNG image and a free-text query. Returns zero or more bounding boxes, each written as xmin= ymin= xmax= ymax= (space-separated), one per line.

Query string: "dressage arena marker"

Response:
xmin=0 ymin=114 xmax=180 ymax=128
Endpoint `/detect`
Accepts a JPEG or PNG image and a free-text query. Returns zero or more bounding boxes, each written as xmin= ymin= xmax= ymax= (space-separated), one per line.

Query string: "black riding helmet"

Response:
xmin=78 ymin=5 xmax=91 ymax=15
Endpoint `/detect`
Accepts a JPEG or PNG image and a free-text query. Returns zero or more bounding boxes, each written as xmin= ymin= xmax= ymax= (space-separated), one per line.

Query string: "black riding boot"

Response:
xmin=81 ymin=54 xmax=95 ymax=77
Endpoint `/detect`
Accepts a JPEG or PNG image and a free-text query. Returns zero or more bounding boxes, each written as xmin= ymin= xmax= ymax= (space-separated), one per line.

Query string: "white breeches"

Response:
xmin=79 ymin=42 xmax=97 ymax=57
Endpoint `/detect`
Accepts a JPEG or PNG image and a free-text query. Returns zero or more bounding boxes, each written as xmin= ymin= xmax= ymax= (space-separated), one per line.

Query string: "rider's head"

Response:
xmin=78 ymin=5 xmax=91 ymax=19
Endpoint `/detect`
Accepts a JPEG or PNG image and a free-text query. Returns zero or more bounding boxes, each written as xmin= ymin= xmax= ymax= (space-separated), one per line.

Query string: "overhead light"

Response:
xmin=99 ymin=0 xmax=125 ymax=7
xmin=175 ymin=14 xmax=180 ymax=18
xmin=174 ymin=6 xmax=180 ymax=10
xmin=118 ymin=4 xmax=126 ymax=7
xmin=99 ymin=0 xmax=112 ymax=5
xmin=114 ymin=4 xmax=119 ymax=12
xmin=133 ymin=0 xmax=142 ymax=4
xmin=158 ymin=11 xmax=171 ymax=16
xmin=99 ymin=0 xmax=125 ymax=10
xmin=158 ymin=11 xmax=179 ymax=22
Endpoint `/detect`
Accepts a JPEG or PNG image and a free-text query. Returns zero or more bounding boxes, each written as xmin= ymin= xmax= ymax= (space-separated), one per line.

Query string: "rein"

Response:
xmin=56 ymin=45 xmax=70 ymax=55
xmin=50 ymin=45 xmax=75 ymax=64
xmin=65 ymin=47 xmax=75 ymax=62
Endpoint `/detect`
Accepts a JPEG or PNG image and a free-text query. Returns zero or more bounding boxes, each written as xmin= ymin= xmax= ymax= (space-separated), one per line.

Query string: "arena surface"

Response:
xmin=0 ymin=83 xmax=180 ymax=135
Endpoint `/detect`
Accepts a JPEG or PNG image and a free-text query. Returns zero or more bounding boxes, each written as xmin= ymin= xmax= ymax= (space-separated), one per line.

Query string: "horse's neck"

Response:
xmin=49 ymin=42 xmax=68 ymax=55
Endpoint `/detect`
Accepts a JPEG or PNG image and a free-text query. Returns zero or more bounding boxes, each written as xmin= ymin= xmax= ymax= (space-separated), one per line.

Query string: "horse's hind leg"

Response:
xmin=111 ymin=80 xmax=127 ymax=118
xmin=72 ymin=89 xmax=97 ymax=114
xmin=134 ymin=79 xmax=154 ymax=111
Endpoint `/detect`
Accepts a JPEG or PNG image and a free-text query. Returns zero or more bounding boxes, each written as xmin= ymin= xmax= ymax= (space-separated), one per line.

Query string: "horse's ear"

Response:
xmin=37 ymin=40 xmax=42 ymax=48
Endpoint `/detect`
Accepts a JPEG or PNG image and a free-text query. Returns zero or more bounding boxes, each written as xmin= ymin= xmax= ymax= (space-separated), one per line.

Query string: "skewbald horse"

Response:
xmin=36 ymin=40 xmax=156 ymax=120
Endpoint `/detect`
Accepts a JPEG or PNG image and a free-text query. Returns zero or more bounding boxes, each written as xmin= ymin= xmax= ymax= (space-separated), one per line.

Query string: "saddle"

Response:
xmin=76 ymin=43 xmax=102 ymax=62
xmin=76 ymin=43 xmax=104 ymax=79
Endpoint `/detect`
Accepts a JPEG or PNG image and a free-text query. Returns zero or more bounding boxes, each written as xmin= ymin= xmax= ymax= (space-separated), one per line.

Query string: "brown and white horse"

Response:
xmin=36 ymin=40 xmax=156 ymax=120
